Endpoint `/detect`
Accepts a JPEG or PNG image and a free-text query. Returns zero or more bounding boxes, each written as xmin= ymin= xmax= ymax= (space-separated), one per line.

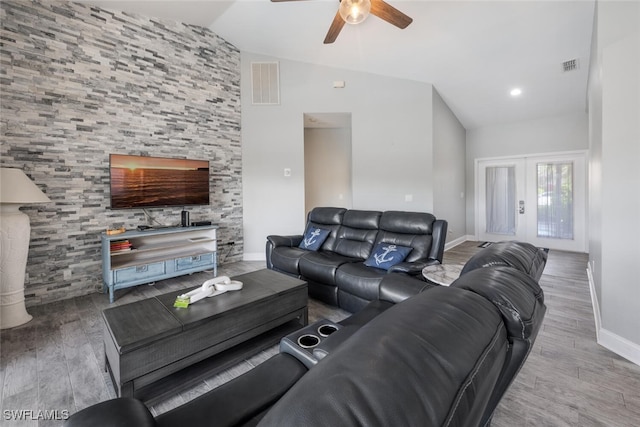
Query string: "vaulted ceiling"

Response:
xmin=80 ymin=1 xmax=596 ymax=129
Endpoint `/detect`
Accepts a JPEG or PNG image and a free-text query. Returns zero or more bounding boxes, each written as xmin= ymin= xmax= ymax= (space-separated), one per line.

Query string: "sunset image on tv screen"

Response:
xmin=110 ymin=154 xmax=210 ymax=209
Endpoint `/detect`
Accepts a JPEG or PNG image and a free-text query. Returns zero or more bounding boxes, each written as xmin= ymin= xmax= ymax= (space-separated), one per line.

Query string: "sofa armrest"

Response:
xmin=388 ymin=258 xmax=440 ymax=275
xmin=428 ymin=219 xmax=448 ymax=263
xmin=459 ymin=241 xmax=548 ymax=283
xmin=266 ymin=235 xmax=303 ymax=269
xmin=267 ymin=234 xmax=303 ymax=248
xmin=156 ymin=353 xmax=308 ymax=427
xmin=64 ymin=398 xmax=157 ymax=427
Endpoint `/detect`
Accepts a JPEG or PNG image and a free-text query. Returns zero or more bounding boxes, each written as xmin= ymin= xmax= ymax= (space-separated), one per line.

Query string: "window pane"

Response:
xmin=486 ymin=166 xmax=516 ymax=235
xmin=537 ymin=162 xmax=573 ymax=239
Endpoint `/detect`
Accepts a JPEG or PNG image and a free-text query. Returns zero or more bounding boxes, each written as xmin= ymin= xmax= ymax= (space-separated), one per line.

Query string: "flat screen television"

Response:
xmin=109 ymin=154 xmax=210 ymax=209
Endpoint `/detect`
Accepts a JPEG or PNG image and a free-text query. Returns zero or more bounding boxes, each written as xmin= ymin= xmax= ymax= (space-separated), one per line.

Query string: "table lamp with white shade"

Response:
xmin=0 ymin=167 xmax=51 ymax=329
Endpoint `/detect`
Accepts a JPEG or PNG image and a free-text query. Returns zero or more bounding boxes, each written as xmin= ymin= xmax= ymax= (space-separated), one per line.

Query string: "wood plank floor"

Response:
xmin=1 ymin=241 xmax=639 ymax=426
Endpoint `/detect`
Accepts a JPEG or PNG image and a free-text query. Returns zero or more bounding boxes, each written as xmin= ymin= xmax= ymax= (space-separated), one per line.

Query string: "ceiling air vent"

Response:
xmin=251 ymin=62 xmax=280 ymax=105
xmin=562 ymin=59 xmax=579 ymax=72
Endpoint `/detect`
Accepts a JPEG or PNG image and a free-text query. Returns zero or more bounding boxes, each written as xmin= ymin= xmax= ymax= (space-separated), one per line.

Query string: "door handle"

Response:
xmin=519 ymin=200 xmax=525 ymax=214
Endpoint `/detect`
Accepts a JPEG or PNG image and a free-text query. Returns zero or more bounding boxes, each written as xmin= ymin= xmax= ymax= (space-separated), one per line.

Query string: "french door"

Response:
xmin=476 ymin=152 xmax=587 ymax=252
xmin=478 ymin=158 xmax=527 ymax=243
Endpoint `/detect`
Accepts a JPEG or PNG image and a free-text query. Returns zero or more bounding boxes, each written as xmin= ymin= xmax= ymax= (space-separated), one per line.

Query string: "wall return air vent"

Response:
xmin=251 ymin=62 xmax=280 ymax=105
xmin=562 ymin=58 xmax=579 ymax=72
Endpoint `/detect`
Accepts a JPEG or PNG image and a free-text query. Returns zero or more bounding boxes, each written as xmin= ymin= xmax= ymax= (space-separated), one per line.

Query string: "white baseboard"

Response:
xmin=445 ymin=235 xmax=474 ymax=251
xmin=586 ymin=265 xmax=602 ymax=340
xmin=598 ymin=328 xmax=640 ymax=366
xmin=587 ymin=264 xmax=640 ymax=366
xmin=243 ymin=252 xmax=266 ymax=261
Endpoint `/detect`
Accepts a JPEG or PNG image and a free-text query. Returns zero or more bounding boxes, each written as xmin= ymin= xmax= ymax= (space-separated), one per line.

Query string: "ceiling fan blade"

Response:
xmin=370 ymin=0 xmax=413 ymax=29
xmin=324 ymin=11 xmax=345 ymax=44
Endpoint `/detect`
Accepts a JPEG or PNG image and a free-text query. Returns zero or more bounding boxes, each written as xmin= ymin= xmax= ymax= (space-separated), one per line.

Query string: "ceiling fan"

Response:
xmin=271 ymin=0 xmax=413 ymax=44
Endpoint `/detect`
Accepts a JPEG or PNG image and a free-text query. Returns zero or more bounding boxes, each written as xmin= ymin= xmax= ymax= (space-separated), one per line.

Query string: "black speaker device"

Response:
xmin=181 ymin=211 xmax=190 ymax=227
xmin=191 ymin=221 xmax=212 ymax=227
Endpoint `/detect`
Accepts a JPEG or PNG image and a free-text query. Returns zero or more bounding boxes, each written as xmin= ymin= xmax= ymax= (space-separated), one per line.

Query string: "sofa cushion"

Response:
xmin=363 ymin=243 xmax=412 ymax=270
xmin=336 ymin=262 xmax=387 ymax=299
xmin=376 ymin=211 xmax=436 ymax=262
xmin=308 ymin=207 xmax=347 ymax=224
xmin=335 ymin=262 xmax=389 ymax=312
xmin=299 ymin=251 xmax=361 ymax=286
xmin=306 ymin=207 xmax=347 ymax=252
xmin=269 ymin=246 xmax=308 ymax=276
xmin=298 ymin=227 xmax=330 ymax=251
xmin=332 ymin=210 xmax=381 ymax=259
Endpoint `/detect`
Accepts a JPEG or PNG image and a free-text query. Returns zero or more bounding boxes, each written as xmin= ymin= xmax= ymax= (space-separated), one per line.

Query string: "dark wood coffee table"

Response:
xmin=102 ymin=269 xmax=308 ymax=404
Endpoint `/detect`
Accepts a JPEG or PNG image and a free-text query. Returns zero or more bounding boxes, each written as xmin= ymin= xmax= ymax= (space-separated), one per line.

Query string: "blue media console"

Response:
xmin=101 ymin=226 xmax=218 ymax=303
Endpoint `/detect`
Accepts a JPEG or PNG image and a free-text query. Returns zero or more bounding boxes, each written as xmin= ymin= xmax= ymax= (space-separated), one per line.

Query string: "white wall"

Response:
xmin=588 ymin=0 xmax=640 ymax=363
xmin=241 ymin=53 xmax=434 ymax=259
xmin=465 ymin=112 xmax=589 ymax=234
xmin=433 ymin=88 xmax=466 ymax=243
xmin=588 ymin=4 xmax=603 ymax=303
xmin=304 ymin=127 xmax=352 ymax=212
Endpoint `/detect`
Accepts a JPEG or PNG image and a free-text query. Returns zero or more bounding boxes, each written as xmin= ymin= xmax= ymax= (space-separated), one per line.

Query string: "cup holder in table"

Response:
xmin=279 ymin=319 xmax=342 ymax=369
xmin=317 ymin=324 xmax=338 ymax=337
xmin=297 ymin=334 xmax=320 ymax=349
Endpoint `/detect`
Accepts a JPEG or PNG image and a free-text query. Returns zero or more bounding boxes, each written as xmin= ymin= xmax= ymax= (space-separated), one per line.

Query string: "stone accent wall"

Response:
xmin=0 ymin=0 xmax=242 ymax=305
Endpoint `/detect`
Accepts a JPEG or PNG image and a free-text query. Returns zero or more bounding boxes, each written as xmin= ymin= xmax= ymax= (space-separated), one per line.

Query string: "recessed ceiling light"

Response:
xmin=510 ymin=88 xmax=522 ymax=97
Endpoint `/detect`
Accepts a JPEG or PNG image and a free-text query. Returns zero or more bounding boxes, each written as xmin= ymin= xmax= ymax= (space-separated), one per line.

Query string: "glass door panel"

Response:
xmin=477 ymin=158 xmax=526 ymax=243
xmin=536 ymin=162 xmax=574 ymax=239
xmin=486 ymin=166 xmax=516 ymax=235
xmin=525 ymin=153 xmax=586 ymax=252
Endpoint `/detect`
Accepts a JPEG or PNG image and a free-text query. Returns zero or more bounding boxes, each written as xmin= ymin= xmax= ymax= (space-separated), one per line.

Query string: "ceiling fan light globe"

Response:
xmin=339 ymin=0 xmax=371 ymax=25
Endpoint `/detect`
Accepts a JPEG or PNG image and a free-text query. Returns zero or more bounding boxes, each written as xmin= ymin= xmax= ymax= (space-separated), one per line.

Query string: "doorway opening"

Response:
xmin=303 ymin=113 xmax=353 ymax=214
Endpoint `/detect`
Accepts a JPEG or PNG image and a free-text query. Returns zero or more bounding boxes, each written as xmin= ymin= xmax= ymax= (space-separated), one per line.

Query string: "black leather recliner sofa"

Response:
xmin=461 ymin=240 xmax=548 ymax=281
xmin=65 ymin=241 xmax=547 ymax=427
xmin=266 ymin=207 xmax=448 ymax=312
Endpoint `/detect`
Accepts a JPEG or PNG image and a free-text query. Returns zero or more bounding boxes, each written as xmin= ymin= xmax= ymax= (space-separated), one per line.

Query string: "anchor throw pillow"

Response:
xmin=298 ymin=227 xmax=330 ymax=251
xmin=364 ymin=243 xmax=413 ymax=270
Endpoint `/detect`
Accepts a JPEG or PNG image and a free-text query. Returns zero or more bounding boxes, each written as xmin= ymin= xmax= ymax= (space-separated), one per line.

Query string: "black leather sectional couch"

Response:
xmin=266 ymin=207 xmax=448 ymax=312
xmin=66 ymin=241 xmax=548 ymax=427
xmin=461 ymin=240 xmax=548 ymax=281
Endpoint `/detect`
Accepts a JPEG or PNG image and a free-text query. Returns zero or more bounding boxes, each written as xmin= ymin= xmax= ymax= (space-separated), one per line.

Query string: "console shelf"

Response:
xmin=101 ymin=226 xmax=218 ymax=303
